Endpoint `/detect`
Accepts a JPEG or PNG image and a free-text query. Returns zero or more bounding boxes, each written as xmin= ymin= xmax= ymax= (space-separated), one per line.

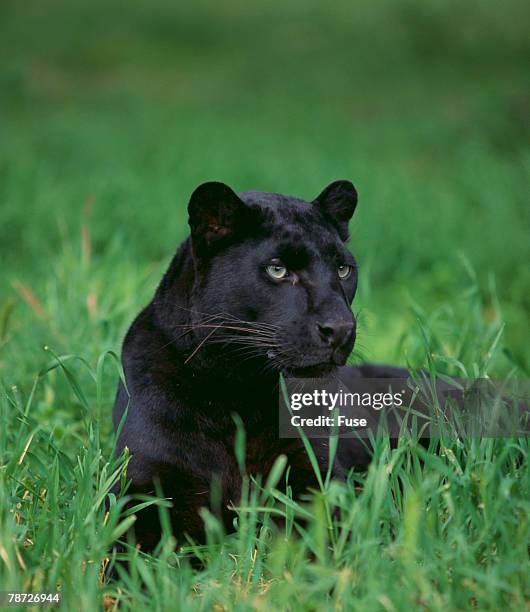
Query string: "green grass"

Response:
xmin=0 ymin=0 xmax=529 ymax=609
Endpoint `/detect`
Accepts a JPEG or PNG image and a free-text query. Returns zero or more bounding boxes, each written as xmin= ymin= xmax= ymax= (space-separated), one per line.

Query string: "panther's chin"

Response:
xmin=281 ymin=362 xmax=338 ymax=379
xmin=268 ymin=346 xmax=351 ymax=378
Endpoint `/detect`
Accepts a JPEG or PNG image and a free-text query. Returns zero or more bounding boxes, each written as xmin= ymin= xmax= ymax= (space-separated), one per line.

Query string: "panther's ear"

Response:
xmin=188 ymin=181 xmax=247 ymax=256
xmin=313 ymin=180 xmax=358 ymax=241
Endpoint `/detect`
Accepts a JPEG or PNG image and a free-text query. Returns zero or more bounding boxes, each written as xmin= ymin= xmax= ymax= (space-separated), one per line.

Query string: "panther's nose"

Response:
xmin=317 ymin=319 xmax=355 ymax=348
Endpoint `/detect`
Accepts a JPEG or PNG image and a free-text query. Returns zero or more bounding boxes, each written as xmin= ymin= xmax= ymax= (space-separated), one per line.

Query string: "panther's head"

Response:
xmin=185 ymin=180 xmax=358 ymax=377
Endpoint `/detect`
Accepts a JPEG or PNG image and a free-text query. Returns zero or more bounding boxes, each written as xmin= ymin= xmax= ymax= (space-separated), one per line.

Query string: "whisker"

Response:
xmin=174 ymin=323 xmax=276 ymax=337
xmin=184 ymin=326 xmax=220 ymax=364
xmin=146 ymin=303 xmax=283 ymax=362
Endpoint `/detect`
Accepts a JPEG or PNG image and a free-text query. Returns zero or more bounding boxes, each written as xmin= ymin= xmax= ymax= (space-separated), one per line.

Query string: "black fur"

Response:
xmin=112 ymin=180 xmax=407 ymax=548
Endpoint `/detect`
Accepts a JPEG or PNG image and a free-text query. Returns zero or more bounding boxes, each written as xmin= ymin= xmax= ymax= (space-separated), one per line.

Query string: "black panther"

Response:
xmin=112 ymin=180 xmax=408 ymax=549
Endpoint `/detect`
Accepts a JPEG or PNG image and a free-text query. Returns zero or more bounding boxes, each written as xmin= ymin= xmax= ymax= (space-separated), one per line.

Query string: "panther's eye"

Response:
xmin=338 ymin=265 xmax=352 ymax=279
xmin=266 ymin=262 xmax=288 ymax=280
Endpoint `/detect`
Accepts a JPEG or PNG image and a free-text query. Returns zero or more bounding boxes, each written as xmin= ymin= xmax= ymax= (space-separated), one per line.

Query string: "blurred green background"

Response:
xmin=1 ymin=0 xmax=529 ymax=384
